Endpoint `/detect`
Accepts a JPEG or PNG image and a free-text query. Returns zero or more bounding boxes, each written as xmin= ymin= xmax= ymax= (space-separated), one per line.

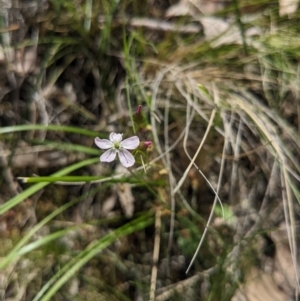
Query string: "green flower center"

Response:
xmin=113 ymin=142 xmax=121 ymax=150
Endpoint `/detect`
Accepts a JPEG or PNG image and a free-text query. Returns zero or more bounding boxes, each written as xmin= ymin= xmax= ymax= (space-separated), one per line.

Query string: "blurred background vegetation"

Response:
xmin=0 ymin=0 xmax=300 ymax=300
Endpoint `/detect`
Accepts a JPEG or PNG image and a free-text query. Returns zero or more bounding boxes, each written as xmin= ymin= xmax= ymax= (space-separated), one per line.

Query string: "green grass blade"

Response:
xmin=0 ymin=157 xmax=99 ymax=215
xmin=30 ymin=139 xmax=100 ymax=155
xmin=19 ymin=176 xmax=103 ymax=183
xmin=17 ymin=229 xmax=71 ymax=256
xmin=33 ymin=212 xmax=154 ymax=301
xmin=18 ymin=176 xmax=165 ymax=186
xmin=0 ymin=185 xmax=103 ymax=269
xmin=0 ymin=124 xmax=99 ymax=137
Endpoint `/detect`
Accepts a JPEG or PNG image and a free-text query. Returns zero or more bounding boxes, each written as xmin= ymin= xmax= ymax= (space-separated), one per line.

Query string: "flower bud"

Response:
xmin=143 ymin=141 xmax=152 ymax=149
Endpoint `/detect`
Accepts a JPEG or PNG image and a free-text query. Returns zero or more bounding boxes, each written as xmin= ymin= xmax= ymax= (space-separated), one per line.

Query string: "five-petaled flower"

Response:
xmin=95 ymin=133 xmax=140 ymax=168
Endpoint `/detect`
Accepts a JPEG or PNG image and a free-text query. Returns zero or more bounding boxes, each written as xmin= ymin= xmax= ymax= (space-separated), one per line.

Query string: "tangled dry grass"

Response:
xmin=0 ymin=0 xmax=299 ymax=300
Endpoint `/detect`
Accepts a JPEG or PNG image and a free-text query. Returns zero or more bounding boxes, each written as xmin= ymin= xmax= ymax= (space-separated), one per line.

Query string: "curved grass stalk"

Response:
xmin=184 ymin=99 xmax=226 ymax=273
xmin=150 ymin=66 xmax=192 ymax=257
xmin=173 ymin=106 xmax=217 ymax=195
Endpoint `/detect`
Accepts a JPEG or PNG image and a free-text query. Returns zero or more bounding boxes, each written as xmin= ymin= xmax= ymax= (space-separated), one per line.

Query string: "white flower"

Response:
xmin=95 ymin=133 xmax=140 ymax=168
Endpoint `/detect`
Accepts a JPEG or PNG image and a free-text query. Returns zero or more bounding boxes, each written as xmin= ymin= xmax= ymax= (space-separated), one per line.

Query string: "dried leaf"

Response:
xmin=199 ymin=16 xmax=260 ymax=48
xmin=117 ymin=182 xmax=135 ymax=218
xmin=15 ymin=46 xmax=37 ymax=75
xmin=232 ymin=267 xmax=288 ymax=301
xmin=101 ymin=194 xmax=117 ymax=217
xmin=279 ymin=0 xmax=298 ymax=17
xmin=165 ymin=0 xmax=191 ymax=17
xmin=166 ymin=0 xmax=227 ymax=17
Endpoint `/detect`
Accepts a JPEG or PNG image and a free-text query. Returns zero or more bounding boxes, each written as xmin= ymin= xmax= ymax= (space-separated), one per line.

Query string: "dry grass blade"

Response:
xmin=149 ymin=208 xmax=162 ymax=301
xmin=140 ymin=33 xmax=300 ymax=294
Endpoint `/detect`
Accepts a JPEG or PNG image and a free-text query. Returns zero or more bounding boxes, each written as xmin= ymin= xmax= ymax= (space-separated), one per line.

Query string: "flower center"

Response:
xmin=113 ymin=142 xmax=121 ymax=150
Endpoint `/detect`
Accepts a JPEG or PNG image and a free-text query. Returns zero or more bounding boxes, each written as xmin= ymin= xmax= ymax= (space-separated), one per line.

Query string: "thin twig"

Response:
xmin=155 ymin=268 xmax=215 ymax=301
xmin=149 ymin=208 xmax=162 ymax=301
xmin=98 ymin=16 xmax=202 ymax=34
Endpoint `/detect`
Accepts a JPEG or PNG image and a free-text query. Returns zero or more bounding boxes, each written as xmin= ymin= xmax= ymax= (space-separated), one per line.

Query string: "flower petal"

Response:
xmin=95 ymin=137 xmax=113 ymax=149
xmin=118 ymin=148 xmax=135 ymax=167
xmin=109 ymin=132 xmax=123 ymax=143
xmin=100 ymin=149 xmax=117 ymax=162
xmin=120 ymin=136 xmax=140 ymax=150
